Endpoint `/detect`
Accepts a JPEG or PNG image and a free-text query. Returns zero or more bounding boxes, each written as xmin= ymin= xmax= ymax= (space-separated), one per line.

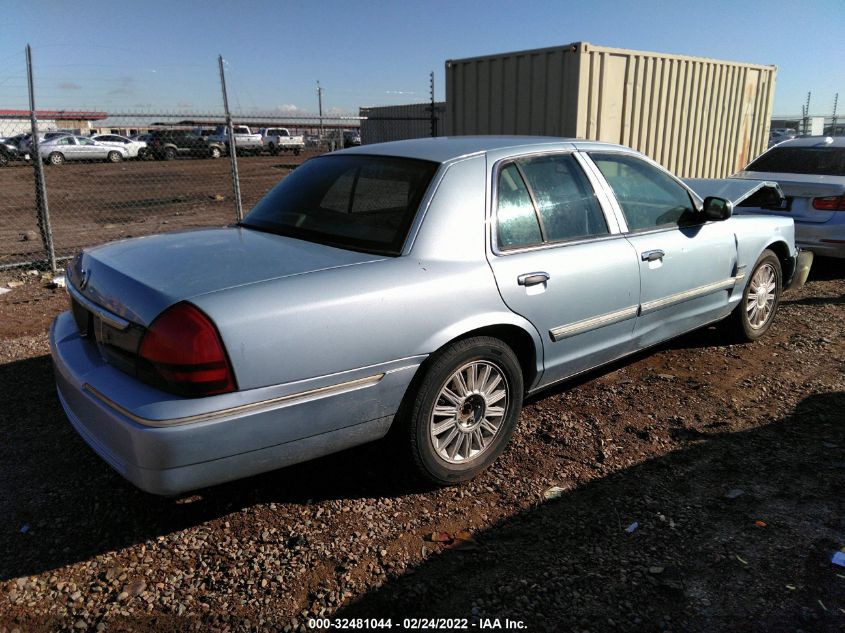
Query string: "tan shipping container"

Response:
xmin=446 ymin=42 xmax=776 ymax=178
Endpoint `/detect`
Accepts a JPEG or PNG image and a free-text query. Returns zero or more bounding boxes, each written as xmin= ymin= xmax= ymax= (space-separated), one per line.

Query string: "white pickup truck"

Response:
xmin=208 ymin=125 xmax=263 ymax=155
xmin=259 ymin=128 xmax=305 ymax=156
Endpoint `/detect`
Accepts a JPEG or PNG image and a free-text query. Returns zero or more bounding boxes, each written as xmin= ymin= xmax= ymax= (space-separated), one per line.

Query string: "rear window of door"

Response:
xmin=495 ymin=154 xmax=607 ymax=250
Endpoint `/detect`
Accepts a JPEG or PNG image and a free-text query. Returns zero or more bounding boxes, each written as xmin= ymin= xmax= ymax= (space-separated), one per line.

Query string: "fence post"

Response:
xmin=26 ymin=44 xmax=57 ymax=273
xmin=218 ymin=55 xmax=243 ymax=222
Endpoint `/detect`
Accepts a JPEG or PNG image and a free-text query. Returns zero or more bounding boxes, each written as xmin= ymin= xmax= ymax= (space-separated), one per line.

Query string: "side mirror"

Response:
xmin=703 ymin=196 xmax=733 ymax=221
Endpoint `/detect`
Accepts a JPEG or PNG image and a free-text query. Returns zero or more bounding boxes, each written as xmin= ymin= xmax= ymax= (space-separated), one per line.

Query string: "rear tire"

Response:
xmin=163 ymin=147 xmax=177 ymax=161
xmin=402 ymin=336 xmax=523 ymax=486
xmin=48 ymin=152 xmax=64 ymax=165
xmin=727 ymin=249 xmax=782 ymax=341
xmin=210 ymin=146 xmax=222 ymax=159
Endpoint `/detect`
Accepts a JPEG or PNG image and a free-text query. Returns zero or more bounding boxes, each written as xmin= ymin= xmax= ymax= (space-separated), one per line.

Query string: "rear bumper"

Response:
xmin=50 ymin=311 xmax=420 ymax=495
xmin=796 ymin=221 xmax=845 ymax=259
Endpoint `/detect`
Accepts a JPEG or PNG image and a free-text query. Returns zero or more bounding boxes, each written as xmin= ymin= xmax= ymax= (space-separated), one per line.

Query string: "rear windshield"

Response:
xmin=746 ymin=146 xmax=845 ymax=176
xmin=241 ymin=155 xmax=439 ymax=256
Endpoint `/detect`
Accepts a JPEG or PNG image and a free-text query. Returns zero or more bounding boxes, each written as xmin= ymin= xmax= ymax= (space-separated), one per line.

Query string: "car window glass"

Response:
xmin=496 ymin=164 xmax=542 ymax=249
xmin=244 ymin=155 xmax=438 ymax=256
xmin=590 ymin=153 xmax=697 ymax=230
xmin=745 ymin=146 xmax=845 ymax=176
xmin=58 ymin=137 xmax=72 ymax=145
xmin=78 ymin=138 xmax=95 ymax=146
xmin=518 ymin=154 xmax=607 ymax=242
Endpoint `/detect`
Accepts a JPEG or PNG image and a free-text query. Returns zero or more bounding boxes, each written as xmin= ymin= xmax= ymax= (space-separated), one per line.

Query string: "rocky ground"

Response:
xmin=0 ymin=259 xmax=843 ymax=632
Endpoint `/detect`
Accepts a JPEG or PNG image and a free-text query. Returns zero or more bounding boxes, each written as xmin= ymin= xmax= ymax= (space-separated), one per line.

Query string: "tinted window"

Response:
xmin=591 ymin=153 xmax=696 ymax=231
xmin=242 ymin=155 xmax=438 ymax=256
xmin=518 ymin=155 xmax=608 ymax=242
xmin=746 ymin=146 xmax=845 ymax=176
xmin=496 ymin=164 xmax=542 ymax=249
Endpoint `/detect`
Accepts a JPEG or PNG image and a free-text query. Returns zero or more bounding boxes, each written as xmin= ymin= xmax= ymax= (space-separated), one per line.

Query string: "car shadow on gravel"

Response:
xmin=0 ymin=354 xmax=431 ymax=582
xmin=334 ymin=391 xmax=845 ymax=632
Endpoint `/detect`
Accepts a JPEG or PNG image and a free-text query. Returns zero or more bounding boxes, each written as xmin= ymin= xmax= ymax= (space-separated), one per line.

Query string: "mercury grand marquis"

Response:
xmin=50 ymin=137 xmax=813 ymax=495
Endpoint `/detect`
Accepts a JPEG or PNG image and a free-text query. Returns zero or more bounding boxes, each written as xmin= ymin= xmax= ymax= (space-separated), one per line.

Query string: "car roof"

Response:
xmin=336 ymin=135 xmax=632 ymax=164
xmin=770 ymin=136 xmax=845 ymax=148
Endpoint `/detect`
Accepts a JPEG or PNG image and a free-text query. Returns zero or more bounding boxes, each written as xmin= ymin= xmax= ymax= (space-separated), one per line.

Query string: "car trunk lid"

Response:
xmin=732 ymin=172 xmax=845 ymax=223
xmin=68 ymin=226 xmax=384 ymax=326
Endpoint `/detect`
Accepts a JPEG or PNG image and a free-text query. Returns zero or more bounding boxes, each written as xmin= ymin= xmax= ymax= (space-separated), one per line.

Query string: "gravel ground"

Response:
xmin=0 ymin=259 xmax=843 ymax=632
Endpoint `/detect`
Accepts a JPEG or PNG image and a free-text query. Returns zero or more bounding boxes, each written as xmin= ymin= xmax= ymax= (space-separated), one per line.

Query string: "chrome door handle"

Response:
xmin=641 ymin=249 xmax=665 ymax=262
xmin=517 ymin=272 xmax=550 ymax=286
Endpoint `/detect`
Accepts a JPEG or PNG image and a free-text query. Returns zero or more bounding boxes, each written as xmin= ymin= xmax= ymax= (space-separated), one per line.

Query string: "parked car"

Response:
xmin=733 ymin=136 xmax=845 ymax=258
xmin=19 ymin=130 xmax=74 ymax=153
xmin=259 ymin=127 xmax=305 ymax=155
xmin=39 ymin=135 xmax=128 ymax=165
xmin=343 ymin=130 xmax=361 ymax=147
xmin=51 ymin=137 xmax=810 ymax=495
xmin=0 ymin=137 xmax=29 ymax=166
xmin=207 ymin=125 xmax=263 ymax=155
xmin=91 ymin=134 xmax=147 ymax=159
xmin=146 ymin=130 xmax=224 ymax=160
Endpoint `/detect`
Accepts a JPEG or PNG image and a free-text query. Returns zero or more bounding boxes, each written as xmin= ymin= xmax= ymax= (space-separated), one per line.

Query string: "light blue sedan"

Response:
xmin=50 ymin=137 xmax=812 ymax=495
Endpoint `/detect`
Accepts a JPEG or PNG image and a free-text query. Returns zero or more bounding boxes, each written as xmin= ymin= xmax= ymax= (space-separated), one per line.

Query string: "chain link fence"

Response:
xmin=0 ymin=46 xmax=442 ymax=274
xmin=0 ymin=112 xmax=373 ymax=273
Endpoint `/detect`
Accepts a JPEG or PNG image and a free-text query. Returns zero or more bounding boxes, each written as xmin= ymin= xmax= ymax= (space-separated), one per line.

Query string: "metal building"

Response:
xmin=359 ymin=102 xmax=447 ymax=144
xmin=446 ymin=43 xmax=776 ymax=178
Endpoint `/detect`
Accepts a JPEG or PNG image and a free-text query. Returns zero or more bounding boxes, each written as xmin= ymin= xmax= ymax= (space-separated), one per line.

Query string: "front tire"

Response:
xmin=107 ymin=150 xmax=122 ymax=163
xmin=210 ymin=146 xmax=222 ymax=159
xmin=48 ymin=152 xmax=64 ymax=165
xmin=163 ymin=147 xmax=177 ymax=161
xmin=404 ymin=336 xmax=523 ymax=485
xmin=729 ymin=249 xmax=782 ymax=341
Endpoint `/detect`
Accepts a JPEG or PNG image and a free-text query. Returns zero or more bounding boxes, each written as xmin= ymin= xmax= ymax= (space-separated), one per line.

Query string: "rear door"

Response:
xmin=486 ymin=151 xmax=641 ymax=386
xmin=586 ymin=151 xmax=739 ymax=347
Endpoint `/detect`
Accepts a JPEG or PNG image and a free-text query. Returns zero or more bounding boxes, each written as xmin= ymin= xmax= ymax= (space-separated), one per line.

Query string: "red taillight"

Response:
xmin=139 ymin=303 xmax=236 ymax=397
xmin=812 ymin=195 xmax=845 ymax=211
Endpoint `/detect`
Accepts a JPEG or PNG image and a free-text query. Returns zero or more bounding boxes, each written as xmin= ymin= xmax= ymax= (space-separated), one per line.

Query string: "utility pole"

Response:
xmin=832 ymin=93 xmax=839 ymax=135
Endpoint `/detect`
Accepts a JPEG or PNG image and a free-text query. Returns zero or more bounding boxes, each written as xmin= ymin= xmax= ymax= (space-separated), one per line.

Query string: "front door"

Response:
xmin=587 ymin=152 xmax=739 ymax=348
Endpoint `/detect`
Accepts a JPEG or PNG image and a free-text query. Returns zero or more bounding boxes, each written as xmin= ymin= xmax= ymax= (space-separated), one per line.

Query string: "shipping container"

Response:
xmin=446 ymin=42 xmax=776 ymax=178
xmin=359 ymin=102 xmax=447 ymax=145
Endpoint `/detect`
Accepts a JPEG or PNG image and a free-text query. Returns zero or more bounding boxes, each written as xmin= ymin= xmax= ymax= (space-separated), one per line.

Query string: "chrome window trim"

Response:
xmin=639 ymin=276 xmax=742 ymax=315
xmin=549 ymin=305 xmax=639 ymax=342
xmin=66 ymin=278 xmax=131 ymax=331
xmin=489 ymin=150 xmax=621 ymax=257
xmin=83 ymin=372 xmax=387 ymax=428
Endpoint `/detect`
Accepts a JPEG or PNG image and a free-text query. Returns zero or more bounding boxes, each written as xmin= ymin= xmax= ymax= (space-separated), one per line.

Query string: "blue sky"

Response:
xmin=2 ymin=0 xmax=843 ymax=117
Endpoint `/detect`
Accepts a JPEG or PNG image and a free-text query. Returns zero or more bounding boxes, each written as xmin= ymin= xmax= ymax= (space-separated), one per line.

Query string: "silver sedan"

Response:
xmin=50 ymin=137 xmax=810 ymax=495
xmin=91 ymin=134 xmax=147 ymax=159
xmin=734 ymin=136 xmax=845 ymax=258
xmin=39 ymin=135 xmax=128 ymax=165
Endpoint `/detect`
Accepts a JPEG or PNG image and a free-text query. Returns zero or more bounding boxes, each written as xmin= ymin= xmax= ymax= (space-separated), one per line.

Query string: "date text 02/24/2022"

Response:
xmin=307 ymin=618 xmax=527 ymax=629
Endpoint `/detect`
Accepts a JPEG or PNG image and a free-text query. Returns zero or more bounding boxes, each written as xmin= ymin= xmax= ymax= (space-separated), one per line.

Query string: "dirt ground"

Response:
xmin=0 ymin=153 xmax=312 ymax=269
xmin=0 ymin=257 xmax=843 ymax=632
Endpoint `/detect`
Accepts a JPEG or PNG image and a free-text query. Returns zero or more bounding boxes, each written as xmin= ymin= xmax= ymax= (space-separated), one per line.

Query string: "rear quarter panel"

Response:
xmin=191 ymin=154 xmax=543 ymax=391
